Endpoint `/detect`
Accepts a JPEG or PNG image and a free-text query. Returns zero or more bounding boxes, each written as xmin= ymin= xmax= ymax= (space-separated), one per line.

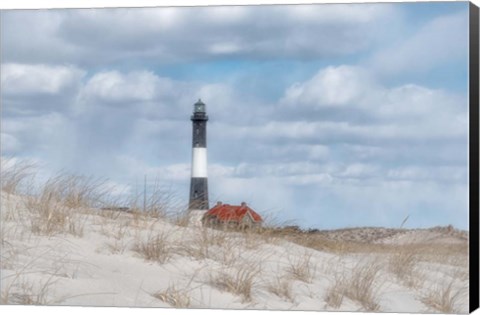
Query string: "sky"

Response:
xmin=0 ymin=2 xmax=471 ymax=229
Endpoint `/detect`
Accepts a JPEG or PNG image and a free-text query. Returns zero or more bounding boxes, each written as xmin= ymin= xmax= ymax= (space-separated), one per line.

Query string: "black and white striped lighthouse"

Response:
xmin=188 ymin=99 xmax=209 ymax=211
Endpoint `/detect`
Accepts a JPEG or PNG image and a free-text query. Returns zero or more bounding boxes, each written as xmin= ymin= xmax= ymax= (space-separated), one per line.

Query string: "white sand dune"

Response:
xmin=0 ymin=191 xmax=469 ymax=313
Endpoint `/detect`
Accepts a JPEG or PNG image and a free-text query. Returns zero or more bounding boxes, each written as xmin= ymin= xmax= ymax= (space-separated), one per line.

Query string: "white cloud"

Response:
xmin=385 ymin=166 xmax=467 ymax=183
xmin=370 ymin=11 xmax=468 ymax=76
xmin=1 ymin=10 xmax=79 ymax=65
xmin=208 ymin=42 xmax=242 ymax=55
xmin=101 ymin=180 xmax=132 ymax=197
xmin=0 ymin=133 xmax=22 ymax=153
xmin=281 ymin=65 xmax=377 ymax=107
xmin=234 ymin=161 xmax=324 ymax=178
xmin=338 ymin=163 xmax=380 ymax=179
xmin=163 ymin=164 xmax=191 ymax=181
xmin=278 ymin=65 xmax=467 ymax=142
xmin=210 ymin=176 xmax=295 ymax=215
xmin=209 ymin=164 xmax=235 ymax=177
xmin=283 ymin=3 xmax=394 ymax=24
xmin=2 ymin=4 xmax=399 ymax=65
xmin=81 ymin=70 xmax=165 ymax=103
xmin=0 ymin=5 xmax=469 ymax=229
xmin=320 ymin=178 xmax=468 ymax=228
xmin=266 ymin=144 xmax=330 ymax=161
xmin=76 ymin=70 xmax=243 ymax=124
xmin=1 ymin=63 xmax=85 ymax=95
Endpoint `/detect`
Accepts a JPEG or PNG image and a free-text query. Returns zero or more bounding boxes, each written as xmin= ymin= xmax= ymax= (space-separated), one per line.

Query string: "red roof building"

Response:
xmin=202 ymin=201 xmax=263 ymax=228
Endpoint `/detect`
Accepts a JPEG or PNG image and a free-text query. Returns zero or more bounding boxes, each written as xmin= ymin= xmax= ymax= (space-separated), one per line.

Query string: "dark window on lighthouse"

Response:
xmin=194 ymin=191 xmax=198 ymax=198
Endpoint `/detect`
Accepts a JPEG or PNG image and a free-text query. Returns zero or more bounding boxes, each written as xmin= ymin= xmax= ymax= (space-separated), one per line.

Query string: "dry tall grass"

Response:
xmin=50 ymin=174 xmax=109 ymax=209
xmin=24 ymin=191 xmax=82 ymax=237
xmin=20 ymin=172 xmax=116 ymax=236
xmin=1 ymin=158 xmax=36 ymax=195
xmin=171 ymin=210 xmax=190 ymax=227
xmin=133 ymin=231 xmax=172 ymax=264
xmin=345 ymin=261 xmax=382 ymax=311
xmin=1 ymin=274 xmax=59 ymax=305
xmin=421 ymin=280 xmax=466 ymax=313
xmin=25 ymin=195 xmax=76 ymax=237
xmin=101 ymin=221 xmax=132 ymax=254
xmin=1 ymin=159 xmax=470 ymax=311
xmin=324 ymin=273 xmax=345 ymax=309
xmin=324 ymin=260 xmax=382 ymax=311
xmin=152 ymin=284 xmax=191 ymax=308
xmin=209 ymin=263 xmax=261 ymax=302
xmin=267 ymin=274 xmax=294 ymax=302
xmin=1 ymin=247 xmax=65 ymax=305
xmin=389 ymin=249 xmax=424 ymax=288
xmin=128 ymin=179 xmax=185 ymax=220
xmin=287 ymin=251 xmax=317 ymax=283
xmin=179 ymin=227 xmax=227 ymax=260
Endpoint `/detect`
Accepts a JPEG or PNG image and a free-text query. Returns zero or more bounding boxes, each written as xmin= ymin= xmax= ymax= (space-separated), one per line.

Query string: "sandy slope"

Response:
xmin=0 ymin=191 xmax=469 ymax=313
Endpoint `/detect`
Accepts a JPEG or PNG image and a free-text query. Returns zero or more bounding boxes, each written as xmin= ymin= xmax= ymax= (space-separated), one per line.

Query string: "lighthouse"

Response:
xmin=188 ymin=99 xmax=209 ymax=211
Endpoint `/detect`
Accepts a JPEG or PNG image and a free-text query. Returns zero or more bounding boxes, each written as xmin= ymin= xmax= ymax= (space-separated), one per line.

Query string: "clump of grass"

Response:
xmin=389 ymin=249 xmax=416 ymax=276
xmin=100 ymin=221 xmax=130 ymax=239
xmin=23 ymin=172 xmax=113 ymax=236
xmin=25 ymin=194 xmax=72 ymax=236
xmin=324 ymin=273 xmax=345 ymax=309
xmin=209 ymin=264 xmax=260 ymax=302
xmin=421 ymin=280 xmax=465 ymax=313
xmin=101 ymin=221 xmax=131 ymax=254
xmin=324 ymin=261 xmax=382 ymax=311
xmin=1 ymin=158 xmax=36 ymax=195
xmin=0 ymin=239 xmax=18 ymax=270
xmin=451 ymin=268 xmax=469 ymax=282
xmin=133 ymin=232 xmax=172 ymax=264
xmin=1 ymin=275 xmax=58 ymax=305
xmin=106 ymin=241 xmax=126 ymax=254
xmin=45 ymin=173 xmax=110 ymax=209
xmin=344 ymin=261 xmax=382 ymax=311
xmin=242 ymin=229 xmax=264 ymax=249
xmin=152 ymin=284 xmax=191 ymax=308
xmin=129 ymin=179 xmax=184 ymax=219
xmin=288 ymin=251 xmax=316 ymax=283
xmin=98 ymin=208 xmax=123 ymax=220
xmin=389 ymin=248 xmax=424 ymax=288
xmin=171 ymin=210 xmax=190 ymax=227
xmin=180 ymin=227 xmax=226 ymax=260
xmin=267 ymin=274 xmax=294 ymax=302
xmin=211 ymin=242 xmax=241 ymax=267
xmin=1 ymin=250 xmax=64 ymax=305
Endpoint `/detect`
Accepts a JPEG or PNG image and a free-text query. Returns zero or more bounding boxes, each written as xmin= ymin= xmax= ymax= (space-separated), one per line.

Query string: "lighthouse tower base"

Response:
xmin=188 ymin=210 xmax=206 ymax=227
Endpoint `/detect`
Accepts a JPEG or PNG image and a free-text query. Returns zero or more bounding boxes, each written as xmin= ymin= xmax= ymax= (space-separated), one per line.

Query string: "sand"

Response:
xmin=0 ymin=191 xmax=470 ymax=313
